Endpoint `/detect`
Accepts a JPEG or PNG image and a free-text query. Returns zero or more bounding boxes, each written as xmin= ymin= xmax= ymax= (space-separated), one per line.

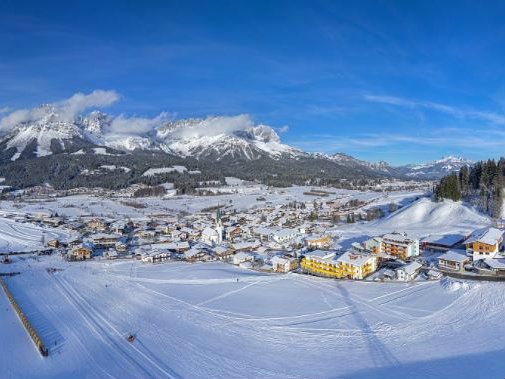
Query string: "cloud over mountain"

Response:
xmin=0 ymin=90 xmax=120 ymax=131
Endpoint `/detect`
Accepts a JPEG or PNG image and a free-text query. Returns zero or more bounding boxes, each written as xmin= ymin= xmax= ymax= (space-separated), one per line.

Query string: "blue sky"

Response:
xmin=2 ymin=0 xmax=505 ymax=164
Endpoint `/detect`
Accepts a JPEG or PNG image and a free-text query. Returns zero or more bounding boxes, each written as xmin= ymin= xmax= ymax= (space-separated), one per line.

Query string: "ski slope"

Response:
xmin=1 ymin=258 xmax=505 ymax=379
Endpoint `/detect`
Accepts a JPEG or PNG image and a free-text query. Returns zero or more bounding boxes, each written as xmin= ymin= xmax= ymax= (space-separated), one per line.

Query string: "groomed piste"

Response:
xmin=1 ymin=256 xmax=504 ymax=379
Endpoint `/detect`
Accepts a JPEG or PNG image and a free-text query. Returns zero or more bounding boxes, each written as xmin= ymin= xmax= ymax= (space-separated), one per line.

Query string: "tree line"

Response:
xmin=435 ymin=159 xmax=504 ymax=218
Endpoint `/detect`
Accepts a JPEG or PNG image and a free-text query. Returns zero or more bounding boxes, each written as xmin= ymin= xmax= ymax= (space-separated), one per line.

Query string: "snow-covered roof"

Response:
xmin=184 ymin=248 xmax=202 ymax=258
xmin=382 ymin=232 xmax=417 ymax=244
xmin=465 ymin=227 xmax=503 ymax=246
xmin=232 ymin=241 xmax=261 ymax=250
xmin=201 ymin=227 xmax=218 ymax=237
xmin=271 ymin=228 xmax=298 ymax=238
xmin=398 ymin=261 xmax=422 ymax=275
xmin=90 ymin=233 xmax=120 ymax=240
xmin=438 ymin=250 xmax=469 ymax=263
xmin=337 ymin=251 xmax=374 ymax=267
xmin=235 ymin=251 xmax=255 ymax=259
xmin=484 ymin=258 xmax=505 ymax=270
xmin=422 ymin=233 xmax=466 ymax=246
xmin=304 ymin=250 xmax=335 ymax=260
xmin=271 ymin=256 xmax=290 ymax=265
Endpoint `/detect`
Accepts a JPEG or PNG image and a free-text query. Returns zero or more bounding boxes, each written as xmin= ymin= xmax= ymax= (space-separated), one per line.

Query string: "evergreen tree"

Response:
xmin=459 ymin=166 xmax=470 ymax=197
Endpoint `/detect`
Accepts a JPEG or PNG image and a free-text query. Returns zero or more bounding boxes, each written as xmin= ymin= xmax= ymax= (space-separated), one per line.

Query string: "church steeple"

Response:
xmin=215 ymin=206 xmax=223 ymax=244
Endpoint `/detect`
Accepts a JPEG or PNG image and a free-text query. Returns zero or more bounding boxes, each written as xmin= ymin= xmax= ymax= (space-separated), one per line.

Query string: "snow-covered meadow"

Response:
xmin=2 ymin=258 xmax=505 ymax=378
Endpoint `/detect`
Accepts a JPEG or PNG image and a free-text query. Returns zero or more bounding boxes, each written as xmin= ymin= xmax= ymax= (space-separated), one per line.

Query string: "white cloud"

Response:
xmin=168 ymin=114 xmax=256 ymax=139
xmin=0 ymin=90 xmax=119 ymax=131
xmin=57 ymin=90 xmax=119 ymax=122
xmin=108 ymin=112 xmax=170 ymax=136
xmin=277 ymin=125 xmax=289 ymax=133
xmin=0 ymin=107 xmax=10 ymax=114
xmin=364 ymin=94 xmax=505 ymax=125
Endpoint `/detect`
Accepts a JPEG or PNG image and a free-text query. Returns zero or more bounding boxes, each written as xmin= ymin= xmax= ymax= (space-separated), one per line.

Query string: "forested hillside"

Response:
xmin=435 ymin=159 xmax=504 ymax=218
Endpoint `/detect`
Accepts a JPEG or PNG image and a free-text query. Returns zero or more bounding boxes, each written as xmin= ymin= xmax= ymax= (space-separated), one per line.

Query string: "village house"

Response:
xmin=41 ymin=217 xmax=63 ymax=227
xmin=300 ymin=250 xmax=338 ymax=278
xmin=115 ymin=242 xmax=128 ymax=253
xmin=104 ymin=250 xmax=118 ymax=260
xmin=464 ymin=227 xmax=503 ymax=261
xmin=110 ymin=220 xmax=128 ymax=234
xmin=438 ymin=250 xmax=471 ymax=272
xmin=90 ymin=233 xmax=120 ymax=249
xmin=184 ymin=247 xmax=211 ymax=262
xmin=271 ymin=256 xmax=298 ymax=273
xmin=396 ymin=261 xmax=423 ymax=281
xmin=135 ymin=229 xmax=157 ymax=241
xmin=213 ymin=246 xmax=234 ymax=260
xmin=421 ymin=233 xmax=467 ymax=252
xmin=67 ymin=238 xmax=82 ymax=248
xmin=270 ymin=228 xmax=301 ymax=244
xmin=166 ymin=241 xmax=190 ymax=253
xmin=224 ymin=226 xmax=242 ymax=241
xmin=304 ymin=235 xmax=332 ymax=250
xmin=67 ymin=245 xmax=92 ymax=261
xmin=233 ymin=251 xmax=256 ymax=265
xmin=427 ymin=269 xmax=443 ymax=280
xmin=47 ymin=239 xmax=60 ymax=248
xmin=478 ymin=258 xmax=505 ymax=276
xmin=231 ymin=241 xmax=261 ymax=252
xmin=86 ymin=218 xmax=108 ymax=231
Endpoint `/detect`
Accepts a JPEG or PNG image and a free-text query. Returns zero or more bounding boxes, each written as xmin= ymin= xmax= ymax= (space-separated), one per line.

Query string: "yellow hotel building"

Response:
xmin=301 ymin=250 xmax=378 ymax=280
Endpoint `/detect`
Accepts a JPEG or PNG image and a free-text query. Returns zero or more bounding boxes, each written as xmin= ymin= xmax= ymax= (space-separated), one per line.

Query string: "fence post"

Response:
xmin=0 ymin=277 xmax=48 ymax=357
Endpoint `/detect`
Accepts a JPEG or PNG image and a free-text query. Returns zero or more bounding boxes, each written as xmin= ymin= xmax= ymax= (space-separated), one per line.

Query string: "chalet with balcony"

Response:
xmin=465 ymin=227 xmax=503 ymax=261
xmin=438 ymin=250 xmax=470 ymax=272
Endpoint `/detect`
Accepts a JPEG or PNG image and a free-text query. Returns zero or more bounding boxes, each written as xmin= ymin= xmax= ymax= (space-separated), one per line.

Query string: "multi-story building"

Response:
xmin=336 ymin=251 xmax=378 ymax=280
xmin=300 ymin=249 xmax=377 ymax=280
xmin=380 ymin=232 xmax=419 ymax=260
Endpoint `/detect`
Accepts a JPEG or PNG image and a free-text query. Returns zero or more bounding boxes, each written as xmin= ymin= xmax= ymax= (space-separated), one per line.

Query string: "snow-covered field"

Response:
xmin=2 ymin=258 xmax=505 ymax=379
xmin=0 ymin=186 xmax=426 ymax=217
xmin=0 ymin=218 xmax=72 ymax=253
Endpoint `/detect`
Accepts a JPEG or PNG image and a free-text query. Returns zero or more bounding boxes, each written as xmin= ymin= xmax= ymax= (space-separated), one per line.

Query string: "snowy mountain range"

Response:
xmin=395 ymin=156 xmax=473 ymax=179
xmin=0 ymin=104 xmax=472 ymax=187
xmin=0 ymin=106 xmax=302 ymax=162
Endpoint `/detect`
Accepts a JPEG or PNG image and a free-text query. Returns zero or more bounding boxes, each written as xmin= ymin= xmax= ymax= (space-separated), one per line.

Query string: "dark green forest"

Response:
xmin=435 ymin=159 xmax=504 ymax=218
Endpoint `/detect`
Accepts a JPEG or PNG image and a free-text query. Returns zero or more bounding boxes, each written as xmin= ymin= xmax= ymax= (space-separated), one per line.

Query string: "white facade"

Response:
xmin=233 ymin=252 xmax=255 ymax=265
xmin=271 ymin=256 xmax=297 ymax=273
xmin=396 ymin=261 xmax=422 ymax=281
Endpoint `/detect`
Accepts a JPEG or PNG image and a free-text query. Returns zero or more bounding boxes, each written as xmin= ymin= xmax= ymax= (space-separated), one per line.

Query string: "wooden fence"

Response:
xmin=0 ymin=277 xmax=48 ymax=356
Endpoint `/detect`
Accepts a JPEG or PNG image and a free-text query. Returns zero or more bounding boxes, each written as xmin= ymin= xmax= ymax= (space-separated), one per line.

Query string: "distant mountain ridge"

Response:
xmin=395 ymin=156 xmax=473 ymax=179
xmin=0 ymin=104 xmax=472 ymax=188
